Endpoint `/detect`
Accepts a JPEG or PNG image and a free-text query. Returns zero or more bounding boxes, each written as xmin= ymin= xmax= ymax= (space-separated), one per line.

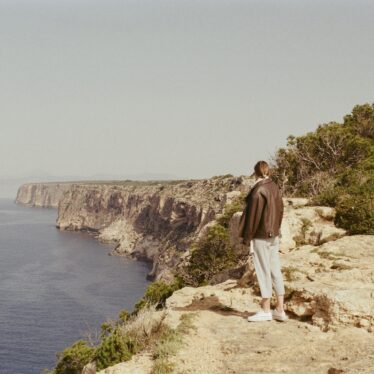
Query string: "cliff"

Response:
xmin=55 ymin=176 xmax=249 ymax=280
xmin=15 ymin=182 xmax=73 ymax=208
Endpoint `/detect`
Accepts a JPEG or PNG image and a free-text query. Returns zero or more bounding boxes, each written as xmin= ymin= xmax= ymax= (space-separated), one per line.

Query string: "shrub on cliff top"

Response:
xmin=272 ymin=103 xmax=373 ymax=195
xmin=182 ymin=223 xmax=238 ymax=286
xmin=53 ymin=340 xmax=95 ymax=374
xmin=132 ymin=277 xmax=184 ymax=315
xmin=272 ymin=103 xmax=374 ymax=234
xmin=216 ymin=193 xmax=246 ymax=228
xmin=94 ymin=328 xmax=139 ymax=371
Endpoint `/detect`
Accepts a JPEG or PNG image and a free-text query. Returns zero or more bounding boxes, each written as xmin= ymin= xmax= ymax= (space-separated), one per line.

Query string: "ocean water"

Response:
xmin=0 ymin=198 xmax=152 ymax=374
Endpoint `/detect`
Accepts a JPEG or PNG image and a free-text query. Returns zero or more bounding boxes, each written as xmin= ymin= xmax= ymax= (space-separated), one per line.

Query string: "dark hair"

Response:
xmin=254 ymin=160 xmax=270 ymax=178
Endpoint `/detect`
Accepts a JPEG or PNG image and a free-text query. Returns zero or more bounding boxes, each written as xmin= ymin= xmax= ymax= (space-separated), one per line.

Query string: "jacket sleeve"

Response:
xmin=239 ymin=191 xmax=265 ymax=245
xmin=278 ymin=192 xmax=284 ymax=231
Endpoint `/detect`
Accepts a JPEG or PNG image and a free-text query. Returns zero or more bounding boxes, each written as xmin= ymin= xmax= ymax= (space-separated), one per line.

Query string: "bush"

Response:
xmin=183 ymin=223 xmax=238 ymax=286
xmin=314 ymin=167 xmax=374 ymax=234
xmin=133 ymin=278 xmax=184 ymax=315
xmin=94 ymin=329 xmax=138 ymax=371
xmin=54 ymin=340 xmax=95 ymax=374
xmin=272 ymin=103 xmax=374 ymax=234
xmin=335 ymin=192 xmax=373 ymax=235
xmin=216 ymin=194 xmax=246 ymax=228
xmin=272 ymin=103 xmax=373 ymax=197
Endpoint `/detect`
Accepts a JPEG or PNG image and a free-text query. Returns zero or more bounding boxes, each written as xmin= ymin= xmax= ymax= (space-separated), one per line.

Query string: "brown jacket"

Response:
xmin=238 ymin=178 xmax=284 ymax=245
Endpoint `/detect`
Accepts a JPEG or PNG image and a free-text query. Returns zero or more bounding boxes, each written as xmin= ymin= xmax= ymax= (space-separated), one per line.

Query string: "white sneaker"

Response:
xmin=247 ymin=310 xmax=272 ymax=322
xmin=272 ymin=309 xmax=288 ymax=322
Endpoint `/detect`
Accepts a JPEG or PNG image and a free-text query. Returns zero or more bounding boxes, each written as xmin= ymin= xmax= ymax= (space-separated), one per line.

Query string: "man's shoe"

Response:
xmin=247 ymin=310 xmax=272 ymax=322
xmin=272 ymin=309 xmax=288 ymax=322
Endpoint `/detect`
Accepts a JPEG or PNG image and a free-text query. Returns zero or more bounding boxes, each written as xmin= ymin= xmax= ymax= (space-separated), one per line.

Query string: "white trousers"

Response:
xmin=252 ymin=236 xmax=285 ymax=298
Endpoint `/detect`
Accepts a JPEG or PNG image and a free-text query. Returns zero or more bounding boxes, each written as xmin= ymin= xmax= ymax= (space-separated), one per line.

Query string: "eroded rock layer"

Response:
xmin=55 ymin=176 xmax=247 ymax=280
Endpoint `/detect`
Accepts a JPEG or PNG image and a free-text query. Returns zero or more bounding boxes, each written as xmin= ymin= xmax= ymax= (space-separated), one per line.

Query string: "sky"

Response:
xmin=1 ymin=0 xmax=373 ymax=181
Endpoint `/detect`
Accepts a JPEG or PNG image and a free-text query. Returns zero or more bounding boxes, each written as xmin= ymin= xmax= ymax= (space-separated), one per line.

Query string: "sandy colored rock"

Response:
xmin=267 ymin=235 xmax=373 ymax=331
xmin=230 ymin=202 xmax=346 ymax=254
xmin=54 ymin=176 xmax=249 ymax=279
xmin=170 ymin=310 xmax=374 ymax=374
xmin=100 ymin=277 xmax=374 ymax=374
xmin=93 ymin=353 xmax=153 ymax=374
xmin=15 ymin=182 xmax=72 ymax=208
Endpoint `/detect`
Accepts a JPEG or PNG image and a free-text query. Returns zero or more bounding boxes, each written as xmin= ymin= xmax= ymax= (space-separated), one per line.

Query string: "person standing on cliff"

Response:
xmin=238 ymin=160 xmax=288 ymax=322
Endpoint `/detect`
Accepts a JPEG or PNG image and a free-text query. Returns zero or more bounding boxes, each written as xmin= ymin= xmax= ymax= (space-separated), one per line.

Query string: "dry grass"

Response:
xmin=151 ymin=313 xmax=197 ymax=374
xmin=118 ymin=304 xmax=168 ymax=349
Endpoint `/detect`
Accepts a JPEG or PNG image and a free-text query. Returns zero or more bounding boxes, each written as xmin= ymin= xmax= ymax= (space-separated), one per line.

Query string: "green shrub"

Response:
xmin=54 ymin=340 xmax=95 ymax=374
xmin=335 ymin=193 xmax=373 ymax=234
xmin=94 ymin=329 xmax=138 ymax=371
xmin=133 ymin=277 xmax=184 ymax=315
xmin=183 ymin=223 xmax=238 ymax=286
xmin=118 ymin=309 xmax=130 ymax=323
xmin=216 ymin=194 xmax=246 ymax=228
xmin=272 ymin=103 xmax=373 ymax=196
xmin=272 ymin=103 xmax=374 ymax=234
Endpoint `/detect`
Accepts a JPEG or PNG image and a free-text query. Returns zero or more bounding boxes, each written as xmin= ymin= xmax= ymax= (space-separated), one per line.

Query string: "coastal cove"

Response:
xmin=0 ymin=198 xmax=152 ymax=374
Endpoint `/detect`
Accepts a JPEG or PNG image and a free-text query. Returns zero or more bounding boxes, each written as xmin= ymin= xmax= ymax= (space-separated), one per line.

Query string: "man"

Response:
xmin=239 ymin=160 xmax=288 ymax=322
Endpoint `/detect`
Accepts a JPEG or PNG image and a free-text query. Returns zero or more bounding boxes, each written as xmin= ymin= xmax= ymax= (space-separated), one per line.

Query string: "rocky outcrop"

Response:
xmin=229 ymin=197 xmax=346 ymax=254
xmin=55 ymin=176 xmax=248 ymax=280
xmin=281 ymin=235 xmax=374 ymax=331
xmin=15 ymin=182 xmax=72 ymax=208
xmin=96 ymin=275 xmax=374 ymax=374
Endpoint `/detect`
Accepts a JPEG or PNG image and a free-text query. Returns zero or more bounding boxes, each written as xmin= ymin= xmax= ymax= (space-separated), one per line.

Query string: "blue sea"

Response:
xmin=0 ymin=198 xmax=151 ymax=374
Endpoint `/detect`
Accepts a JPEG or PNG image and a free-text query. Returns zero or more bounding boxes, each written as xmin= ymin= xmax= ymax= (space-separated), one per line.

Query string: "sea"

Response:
xmin=0 ymin=198 xmax=152 ymax=374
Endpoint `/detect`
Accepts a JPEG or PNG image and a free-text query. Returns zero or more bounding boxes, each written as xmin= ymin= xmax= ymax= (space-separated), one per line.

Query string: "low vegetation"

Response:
xmin=293 ymin=218 xmax=313 ymax=246
xmin=133 ymin=277 xmax=185 ymax=315
xmin=181 ymin=194 xmax=247 ymax=287
xmin=151 ymin=313 xmax=197 ymax=374
xmin=271 ymin=103 xmax=374 ymax=234
xmin=43 ymin=298 xmax=196 ymax=374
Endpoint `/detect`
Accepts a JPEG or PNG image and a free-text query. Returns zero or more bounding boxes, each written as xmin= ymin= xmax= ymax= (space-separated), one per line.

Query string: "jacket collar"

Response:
xmin=247 ymin=177 xmax=272 ymax=198
xmin=255 ymin=177 xmax=272 ymax=187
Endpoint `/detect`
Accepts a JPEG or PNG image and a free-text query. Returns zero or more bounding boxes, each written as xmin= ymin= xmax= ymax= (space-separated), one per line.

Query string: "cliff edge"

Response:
xmin=88 ymin=233 xmax=374 ymax=374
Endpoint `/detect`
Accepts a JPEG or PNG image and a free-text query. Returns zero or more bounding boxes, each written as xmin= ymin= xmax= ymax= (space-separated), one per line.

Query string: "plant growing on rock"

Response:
xmin=182 ymin=223 xmax=239 ymax=286
xmin=94 ymin=328 xmax=139 ymax=370
xmin=272 ymin=103 xmax=374 ymax=234
xmin=133 ymin=277 xmax=184 ymax=315
xmin=216 ymin=193 xmax=246 ymax=228
xmin=53 ymin=340 xmax=95 ymax=374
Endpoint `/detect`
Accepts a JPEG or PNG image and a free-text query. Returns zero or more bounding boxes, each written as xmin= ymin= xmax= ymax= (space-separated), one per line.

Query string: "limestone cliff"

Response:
xmin=15 ymin=182 xmax=73 ymax=208
xmin=55 ymin=176 xmax=249 ymax=280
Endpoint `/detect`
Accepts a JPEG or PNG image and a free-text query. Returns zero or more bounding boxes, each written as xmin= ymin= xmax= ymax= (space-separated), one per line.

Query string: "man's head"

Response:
xmin=253 ymin=160 xmax=270 ymax=179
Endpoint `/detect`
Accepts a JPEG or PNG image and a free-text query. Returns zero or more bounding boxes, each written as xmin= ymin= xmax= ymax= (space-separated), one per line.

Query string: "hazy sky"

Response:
xmin=1 ymin=0 xmax=373 ymax=180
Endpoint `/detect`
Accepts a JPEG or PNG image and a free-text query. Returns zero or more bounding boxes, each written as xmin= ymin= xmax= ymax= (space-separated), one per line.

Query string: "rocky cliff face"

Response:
xmin=55 ymin=176 xmax=249 ymax=280
xmin=15 ymin=182 xmax=73 ymax=208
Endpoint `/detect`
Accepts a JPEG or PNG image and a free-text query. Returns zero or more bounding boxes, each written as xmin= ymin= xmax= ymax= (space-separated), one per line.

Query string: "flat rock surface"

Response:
xmin=93 ymin=273 xmax=374 ymax=374
xmin=169 ymin=309 xmax=374 ymax=374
